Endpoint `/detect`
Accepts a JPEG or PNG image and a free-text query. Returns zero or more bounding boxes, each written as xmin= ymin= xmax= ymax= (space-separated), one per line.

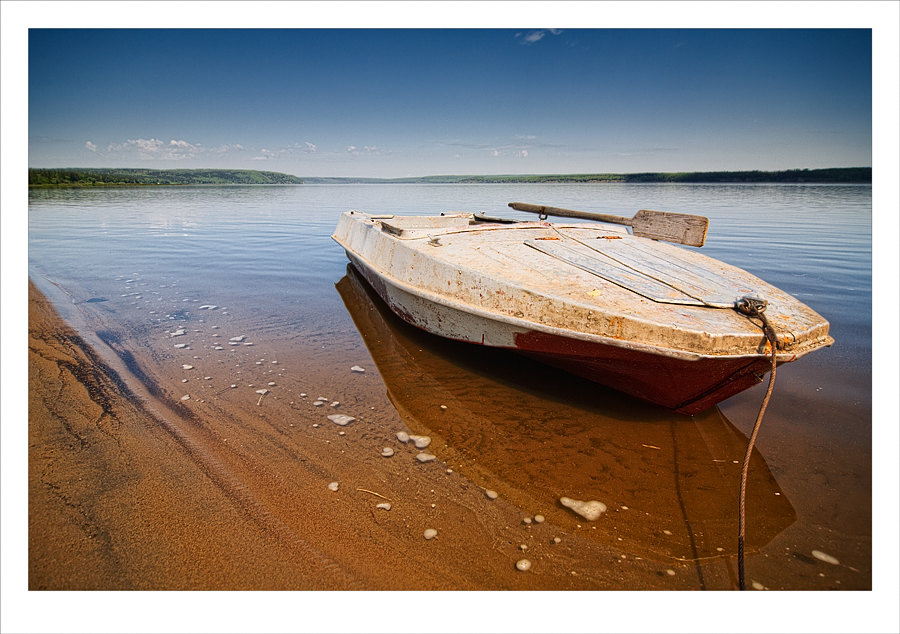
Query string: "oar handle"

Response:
xmin=508 ymin=202 xmax=632 ymax=226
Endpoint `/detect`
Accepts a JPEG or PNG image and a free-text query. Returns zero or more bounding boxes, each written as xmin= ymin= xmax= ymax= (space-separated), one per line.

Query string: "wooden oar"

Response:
xmin=508 ymin=202 xmax=709 ymax=247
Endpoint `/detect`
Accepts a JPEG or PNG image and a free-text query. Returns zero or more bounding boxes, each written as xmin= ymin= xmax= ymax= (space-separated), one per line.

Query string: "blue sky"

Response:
xmin=27 ymin=26 xmax=872 ymax=177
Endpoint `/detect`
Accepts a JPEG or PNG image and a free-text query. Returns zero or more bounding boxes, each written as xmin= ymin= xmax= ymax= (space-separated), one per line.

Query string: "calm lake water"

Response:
xmin=27 ymin=183 xmax=873 ymax=590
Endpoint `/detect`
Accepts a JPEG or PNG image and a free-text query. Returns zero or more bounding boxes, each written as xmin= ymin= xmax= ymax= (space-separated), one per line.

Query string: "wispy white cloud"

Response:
xmin=515 ymin=30 xmax=563 ymax=45
xmin=346 ymin=145 xmax=380 ymax=157
xmin=85 ymin=141 xmax=98 ymax=153
xmin=105 ymin=137 xmax=200 ymax=160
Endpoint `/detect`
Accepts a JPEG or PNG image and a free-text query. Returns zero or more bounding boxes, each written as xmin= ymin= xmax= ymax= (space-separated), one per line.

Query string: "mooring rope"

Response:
xmin=734 ymin=296 xmax=779 ymax=591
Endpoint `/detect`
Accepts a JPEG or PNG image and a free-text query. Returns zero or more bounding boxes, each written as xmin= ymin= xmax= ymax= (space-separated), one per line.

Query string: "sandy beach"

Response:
xmin=29 ymin=279 xmax=685 ymax=591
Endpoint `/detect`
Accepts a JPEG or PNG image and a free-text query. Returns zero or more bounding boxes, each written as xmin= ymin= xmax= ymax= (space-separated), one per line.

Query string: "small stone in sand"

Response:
xmin=174 ymin=343 xmax=188 ymax=349
xmin=268 ymin=382 xmax=276 ymax=386
xmin=560 ymin=497 xmax=607 ymax=521
xmin=327 ymin=481 xmax=339 ymax=492
xmin=229 ymin=335 xmax=245 ymax=342
xmin=182 ymin=364 xmax=194 ymax=370
xmin=351 ymin=366 xmax=366 ymax=373
xmin=423 ymin=528 xmax=437 ymax=540
xmin=516 ymin=559 xmax=532 ymax=572
xmin=313 ymin=401 xmax=324 ymax=407
xmin=255 ymin=389 xmax=269 ymax=395
xmin=376 ymin=502 xmax=391 ymax=511
xmin=396 ymin=431 xmax=410 ymax=443
xmin=381 ymin=448 xmax=394 ymax=457
xmin=485 ymin=490 xmax=499 ymax=500
xmin=410 ymin=435 xmax=431 ymax=449
xmin=416 ymin=453 xmax=436 ymax=463
xmin=180 ymin=395 xmax=190 ymax=401
xmin=328 ymin=414 xmax=355 ymax=426
xmin=330 ymin=401 xmax=340 ymax=408
xmin=534 ymin=515 xmax=545 ymax=524
xmin=811 ymin=550 xmax=840 ymax=565
xmin=552 ymin=537 xmax=561 ymax=544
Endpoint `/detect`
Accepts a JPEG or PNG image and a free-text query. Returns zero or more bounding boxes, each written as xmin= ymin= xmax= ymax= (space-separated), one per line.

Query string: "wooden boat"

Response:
xmin=332 ymin=203 xmax=833 ymax=415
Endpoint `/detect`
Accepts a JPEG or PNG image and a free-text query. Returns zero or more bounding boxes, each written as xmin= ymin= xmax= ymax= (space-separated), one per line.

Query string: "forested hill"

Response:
xmin=30 ymin=166 xmax=871 ymax=187
xmin=29 ymin=168 xmax=304 ymax=187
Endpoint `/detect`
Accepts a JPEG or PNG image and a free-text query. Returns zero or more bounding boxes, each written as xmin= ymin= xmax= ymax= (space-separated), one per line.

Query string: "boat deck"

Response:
xmin=333 ymin=211 xmax=833 ymax=360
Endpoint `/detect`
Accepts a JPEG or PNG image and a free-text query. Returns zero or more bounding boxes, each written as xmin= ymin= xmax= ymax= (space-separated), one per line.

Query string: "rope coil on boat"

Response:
xmin=734 ymin=296 xmax=780 ymax=591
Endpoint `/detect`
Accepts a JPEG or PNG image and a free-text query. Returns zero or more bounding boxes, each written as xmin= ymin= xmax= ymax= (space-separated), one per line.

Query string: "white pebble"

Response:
xmin=268 ymin=382 xmax=276 ymax=386
xmin=523 ymin=517 xmax=532 ymax=525
xmin=559 ymin=497 xmax=607 ymax=521
xmin=396 ymin=431 xmax=410 ymax=443
xmin=381 ymin=448 xmax=394 ymax=457
xmin=180 ymin=394 xmax=190 ymax=401
xmin=751 ymin=581 xmax=765 ymax=590
xmin=330 ymin=401 xmax=340 ymax=407
xmin=327 ymin=414 xmax=355 ymax=426
xmin=411 ymin=435 xmax=432 ymax=449
xmin=327 ymin=481 xmax=339 ymax=492
xmin=515 ymin=559 xmax=532 ymax=572
xmin=313 ymin=401 xmax=324 ymax=407
xmin=182 ymin=364 xmax=194 ymax=370
xmin=255 ymin=389 xmax=269 ymax=395
xmin=415 ymin=453 xmax=436 ymax=463
xmin=376 ymin=502 xmax=391 ymax=511
xmin=174 ymin=343 xmax=188 ymax=349
xmin=812 ymin=550 xmax=840 ymax=565
xmin=182 ymin=379 xmax=188 ymax=383
xmin=485 ymin=489 xmax=498 ymax=500
xmin=229 ymin=335 xmax=245 ymax=342
xmin=534 ymin=515 xmax=545 ymax=524
xmin=552 ymin=537 xmax=561 ymax=544
xmin=666 ymin=569 xmax=676 ymax=576
xmin=423 ymin=528 xmax=437 ymax=540
xmin=351 ymin=365 xmax=366 ymax=373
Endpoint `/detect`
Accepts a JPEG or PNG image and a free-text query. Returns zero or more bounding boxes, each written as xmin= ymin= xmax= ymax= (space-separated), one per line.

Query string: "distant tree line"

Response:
xmin=380 ymin=168 xmax=871 ymax=184
xmin=29 ymin=168 xmax=304 ymax=187
xmin=301 ymin=167 xmax=871 ymax=185
xmin=31 ymin=166 xmax=870 ymax=187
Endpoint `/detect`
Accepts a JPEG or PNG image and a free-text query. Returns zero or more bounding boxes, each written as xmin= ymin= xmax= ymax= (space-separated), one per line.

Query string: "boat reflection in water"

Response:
xmin=337 ymin=265 xmax=795 ymax=563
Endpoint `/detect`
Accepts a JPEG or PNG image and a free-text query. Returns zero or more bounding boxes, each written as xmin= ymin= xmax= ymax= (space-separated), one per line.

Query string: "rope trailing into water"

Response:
xmin=734 ymin=296 xmax=779 ymax=591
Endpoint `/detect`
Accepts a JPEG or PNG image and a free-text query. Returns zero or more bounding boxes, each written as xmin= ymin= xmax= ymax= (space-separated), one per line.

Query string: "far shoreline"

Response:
xmin=28 ymin=167 xmax=872 ymax=188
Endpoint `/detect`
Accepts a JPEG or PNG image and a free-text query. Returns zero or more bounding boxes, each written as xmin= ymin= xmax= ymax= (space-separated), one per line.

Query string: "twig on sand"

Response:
xmin=356 ymin=488 xmax=392 ymax=502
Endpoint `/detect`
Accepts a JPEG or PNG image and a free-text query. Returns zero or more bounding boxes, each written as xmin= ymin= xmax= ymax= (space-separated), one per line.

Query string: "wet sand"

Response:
xmin=27 ymin=270 xmax=873 ymax=598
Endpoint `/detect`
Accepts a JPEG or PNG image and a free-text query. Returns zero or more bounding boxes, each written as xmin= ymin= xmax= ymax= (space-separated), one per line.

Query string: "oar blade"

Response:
xmin=632 ymin=209 xmax=709 ymax=247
